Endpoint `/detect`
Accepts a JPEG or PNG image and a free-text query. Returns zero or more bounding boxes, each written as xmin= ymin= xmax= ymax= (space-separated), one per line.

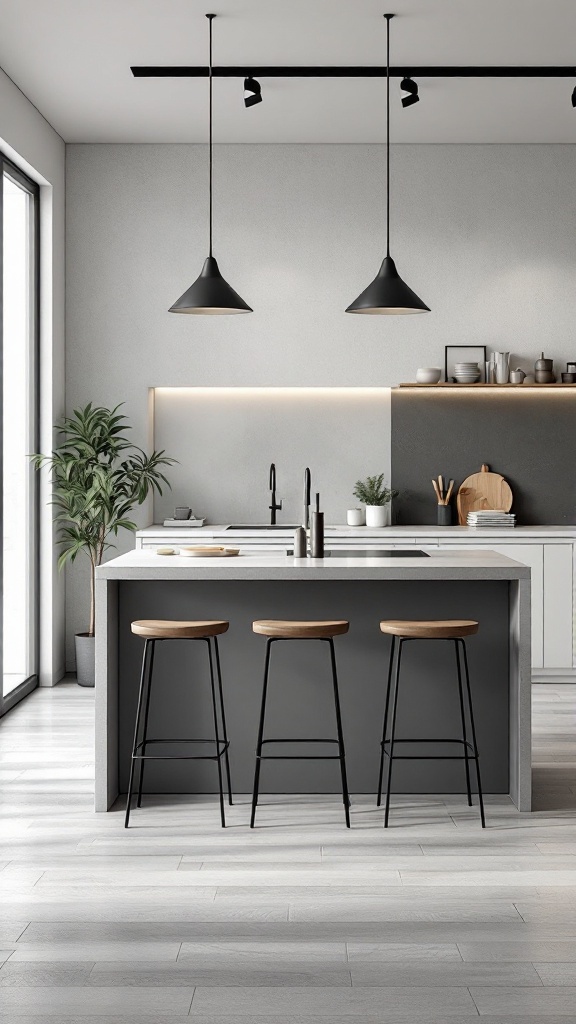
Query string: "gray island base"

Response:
xmin=95 ymin=550 xmax=531 ymax=813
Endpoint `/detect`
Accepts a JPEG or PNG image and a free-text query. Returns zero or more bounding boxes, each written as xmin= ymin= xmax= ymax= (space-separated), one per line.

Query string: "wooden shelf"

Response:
xmin=397 ymin=382 xmax=576 ymax=389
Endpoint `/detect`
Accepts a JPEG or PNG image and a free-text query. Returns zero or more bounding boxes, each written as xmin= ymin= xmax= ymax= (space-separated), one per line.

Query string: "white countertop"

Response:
xmin=137 ymin=524 xmax=576 ymax=540
xmin=97 ymin=549 xmax=530 ymax=582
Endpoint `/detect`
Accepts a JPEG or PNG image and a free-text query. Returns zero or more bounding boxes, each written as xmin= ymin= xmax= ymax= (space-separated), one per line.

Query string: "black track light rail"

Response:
xmin=131 ymin=65 xmax=576 ymax=79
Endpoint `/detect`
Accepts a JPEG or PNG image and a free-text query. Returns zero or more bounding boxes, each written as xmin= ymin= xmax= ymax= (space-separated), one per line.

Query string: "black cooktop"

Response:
xmin=287 ymin=548 xmax=430 ymax=558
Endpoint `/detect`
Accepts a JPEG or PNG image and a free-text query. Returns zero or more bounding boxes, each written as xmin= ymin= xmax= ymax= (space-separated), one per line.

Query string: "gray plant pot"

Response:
xmin=74 ymin=633 xmax=95 ymax=687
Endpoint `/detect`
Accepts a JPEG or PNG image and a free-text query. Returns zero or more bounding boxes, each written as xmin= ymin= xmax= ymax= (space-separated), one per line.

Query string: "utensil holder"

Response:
xmin=437 ymin=504 xmax=452 ymax=526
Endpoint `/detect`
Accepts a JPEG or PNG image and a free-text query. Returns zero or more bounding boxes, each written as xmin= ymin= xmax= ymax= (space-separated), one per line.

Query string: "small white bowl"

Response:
xmin=416 ymin=367 xmax=442 ymax=384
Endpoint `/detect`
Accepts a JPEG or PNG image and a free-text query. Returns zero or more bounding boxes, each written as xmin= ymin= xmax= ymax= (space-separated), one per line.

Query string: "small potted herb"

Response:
xmin=353 ymin=474 xmax=398 ymax=528
xmin=32 ymin=403 xmax=176 ymax=686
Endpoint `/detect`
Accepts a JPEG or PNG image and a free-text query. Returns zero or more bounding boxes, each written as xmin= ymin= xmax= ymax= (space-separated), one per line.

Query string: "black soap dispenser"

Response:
xmin=310 ymin=492 xmax=324 ymax=558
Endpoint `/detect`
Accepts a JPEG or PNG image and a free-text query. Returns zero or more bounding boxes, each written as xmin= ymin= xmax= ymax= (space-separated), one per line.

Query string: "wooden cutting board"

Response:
xmin=456 ymin=464 xmax=513 ymax=526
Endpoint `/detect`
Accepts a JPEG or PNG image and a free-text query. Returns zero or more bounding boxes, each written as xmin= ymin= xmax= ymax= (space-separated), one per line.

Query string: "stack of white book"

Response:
xmin=162 ymin=518 xmax=206 ymax=528
xmin=467 ymin=510 xmax=516 ymax=528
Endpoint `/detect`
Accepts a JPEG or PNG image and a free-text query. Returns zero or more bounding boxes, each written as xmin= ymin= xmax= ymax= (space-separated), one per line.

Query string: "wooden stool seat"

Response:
xmin=131 ymin=619 xmax=229 ymax=640
xmin=253 ymin=619 xmax=349 ymax=640
xmin=379 ymin=619 xmax=479 ymax=639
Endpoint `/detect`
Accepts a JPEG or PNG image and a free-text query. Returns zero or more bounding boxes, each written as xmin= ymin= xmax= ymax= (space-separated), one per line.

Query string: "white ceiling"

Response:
xmin=2 ymin=0 xmax=576 ymax=143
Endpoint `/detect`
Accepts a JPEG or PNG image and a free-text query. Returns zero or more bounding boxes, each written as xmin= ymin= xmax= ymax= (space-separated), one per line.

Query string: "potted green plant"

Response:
xmin=353 ymin=473 xmax=398 ymax=528
xmin=32 ymin=403 xmax=175 ymax=687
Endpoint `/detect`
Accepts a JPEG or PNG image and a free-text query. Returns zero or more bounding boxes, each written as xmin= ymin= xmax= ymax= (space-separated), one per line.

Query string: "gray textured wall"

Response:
xmin=152 ymin=387 xmax=391 ymax=525
xmin=391 ymin=389 xmax=576 ymax=525
xmin=66 ymin=143 xmax=576 ymax=664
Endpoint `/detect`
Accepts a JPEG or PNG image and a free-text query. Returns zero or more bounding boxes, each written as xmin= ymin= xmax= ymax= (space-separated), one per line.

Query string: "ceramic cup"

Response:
xmin=347 ymin=508 xmax=365 ymax=527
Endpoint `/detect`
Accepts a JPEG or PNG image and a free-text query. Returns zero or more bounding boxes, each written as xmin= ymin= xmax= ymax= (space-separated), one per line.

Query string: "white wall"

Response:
xmin=0 ymin=68 xmax=66 ymax=685
xmin=65 ymin=142 xmax=576 ymax=664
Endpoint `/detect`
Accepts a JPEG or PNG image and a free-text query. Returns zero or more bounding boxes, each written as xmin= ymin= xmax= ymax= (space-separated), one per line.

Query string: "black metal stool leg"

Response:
xmin=136 ymin=639 xmax=156 ymax=808
xmin=454 ymin=639 xmax=472 ymax=808
xmin=328 ymin=638 xmax=351 ymax=828
xmin=206 ymin=639 xmax=226 ymax=828
xmin=459 ymin=638 xmax=486 ymax=829
xmin=214 ymin=636 xmax=233 ymax=806
xmin=125 ymin=639 xmax=152 ymax=828
xmin=384 ymin=638 xmax=403 ymax=828
xmin=376 ymin=635 xmax=396 ymax=807
xmin=250 ymin=638 xmax=273 ymax=828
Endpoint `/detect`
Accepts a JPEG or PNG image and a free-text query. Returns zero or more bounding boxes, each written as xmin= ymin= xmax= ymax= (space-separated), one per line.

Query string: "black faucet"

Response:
xmin=303 ymin=467 xmax=311 ymax=529
xmin=269 ymin=463 xmax=283 ymax=525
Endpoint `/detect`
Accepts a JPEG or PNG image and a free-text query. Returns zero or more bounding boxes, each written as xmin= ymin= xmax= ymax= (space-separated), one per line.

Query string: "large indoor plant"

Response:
xmin=33 ymin=403 xmax=175 ymax=686
xmin=353 ymin=474 xmax=398 ymax=528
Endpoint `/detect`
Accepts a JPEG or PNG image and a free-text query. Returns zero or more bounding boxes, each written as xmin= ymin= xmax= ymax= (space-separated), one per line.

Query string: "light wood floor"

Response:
xmin=0 ymin=682 xmax=575 ymax=1021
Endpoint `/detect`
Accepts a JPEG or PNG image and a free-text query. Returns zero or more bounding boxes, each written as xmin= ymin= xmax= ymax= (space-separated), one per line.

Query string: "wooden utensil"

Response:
xmin=456 ymin=464 xmax=513 ymax=526
xmin=179 ymin=546 xmax=240 ymax=557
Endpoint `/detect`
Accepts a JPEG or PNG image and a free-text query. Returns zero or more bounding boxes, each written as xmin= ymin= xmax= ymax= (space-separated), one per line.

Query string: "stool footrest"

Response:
xmin=257 ymin=738 xmax=343 ymax=762
xmin=260 ymin=738 xmax=339 ymax=744
xmin=133 ymin=738 xmax=230 ymax=761
xmin=381 ymin=736 xmax=477 ymax=761
xmin=382 ymin=737 xmax=475 ymax=747
xmin=257 ymin=755 xmax=343 ymax=761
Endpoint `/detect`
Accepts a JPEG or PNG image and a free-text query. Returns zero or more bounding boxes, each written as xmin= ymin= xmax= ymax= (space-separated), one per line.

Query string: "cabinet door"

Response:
xmin=438 ymin=542 xmax=544 ymax=669
xmin=543 ymin=544 xmax=574 ymax=669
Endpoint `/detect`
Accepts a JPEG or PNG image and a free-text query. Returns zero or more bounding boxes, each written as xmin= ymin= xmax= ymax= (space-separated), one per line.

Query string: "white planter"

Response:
xmin=365 ymin=505 xmax=388 ymax=528
xmin=74 ymin=633 xmax=95 ymax=687
xmin=347 ymin=508 xmax=365 ymax=527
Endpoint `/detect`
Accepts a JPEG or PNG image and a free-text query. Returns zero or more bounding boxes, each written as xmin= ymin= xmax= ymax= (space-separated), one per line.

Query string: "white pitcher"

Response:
xmin=494 ymin=351 xmax=510 ymax=384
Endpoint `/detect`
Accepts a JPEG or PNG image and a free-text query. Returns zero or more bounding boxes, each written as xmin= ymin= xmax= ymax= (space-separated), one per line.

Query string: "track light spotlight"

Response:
xmin=400 ymin=76 xmax=419 ymax=108
xmin=572 ymin=85 xmax=576 ymax=107
xmin=244 ymin=75 xmax=262 ymax=107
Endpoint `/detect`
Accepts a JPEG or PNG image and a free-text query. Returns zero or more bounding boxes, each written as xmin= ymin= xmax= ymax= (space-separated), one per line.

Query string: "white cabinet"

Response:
xmin=437 ymin=542 xmax=544 ymax=669
xmin=543 ymin=545 xmax=574 ymax=669
xmin=135 ymin=525 xmax=575 ymax=681
xmin=436 ymin=538 xmax=574 ymax=681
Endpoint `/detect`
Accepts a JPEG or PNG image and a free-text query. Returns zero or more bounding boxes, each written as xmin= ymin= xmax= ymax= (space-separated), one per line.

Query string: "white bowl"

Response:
xmin=416 ymin=367 xmax=442 ymax=384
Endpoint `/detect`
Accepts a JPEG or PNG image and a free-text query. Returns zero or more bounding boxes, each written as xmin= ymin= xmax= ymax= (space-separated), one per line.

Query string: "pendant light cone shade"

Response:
xmin=169 ymin=257 xmax=252 ymax=314
xmin=346 ymin=255 xmax=429 ymax=314
xmin=169 ymin=14 xmax=252 ymax=315
xmin=346 ymin=14 xmax=429 ymax=316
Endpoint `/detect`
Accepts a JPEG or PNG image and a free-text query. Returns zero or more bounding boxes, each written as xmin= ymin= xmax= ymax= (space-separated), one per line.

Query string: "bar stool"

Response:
xmin=125 ymin=619 xmax=233 ymax=829
xmin=250 ymin=620 xmax=351 ymax=828
xmin=376 ymin=619 xmax=485 ymax=828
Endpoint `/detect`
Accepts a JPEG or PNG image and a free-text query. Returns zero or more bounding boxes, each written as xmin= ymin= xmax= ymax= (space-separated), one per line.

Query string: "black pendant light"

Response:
xmin=169 ymin=14 xmax=252 ymax=315
xmin=346 ymin=14 xmax=429 ymax=316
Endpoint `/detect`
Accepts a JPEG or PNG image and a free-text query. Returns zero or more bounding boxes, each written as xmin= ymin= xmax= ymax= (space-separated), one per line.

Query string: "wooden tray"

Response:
xmin=456 ymin=464 xmax=513 ymax=526
xmin=178 ymin=546 xmax=240 ymax=557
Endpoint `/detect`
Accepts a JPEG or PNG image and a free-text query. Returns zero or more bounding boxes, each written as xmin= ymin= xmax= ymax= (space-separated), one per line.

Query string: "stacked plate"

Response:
xmin=467 ymin=510 xmax=516 ymax=528
xmin=453 ymin=362 xmax=481 ymax=384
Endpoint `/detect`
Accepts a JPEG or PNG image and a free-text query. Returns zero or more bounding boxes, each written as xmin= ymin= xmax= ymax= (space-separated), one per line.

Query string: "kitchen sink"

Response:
xmin=226 ymin=524 xmax=302 ymax=530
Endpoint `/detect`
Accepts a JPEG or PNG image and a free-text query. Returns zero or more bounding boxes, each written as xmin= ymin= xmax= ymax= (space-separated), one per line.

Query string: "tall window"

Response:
xmin=1 ymin=156 xmax=39 ymax=712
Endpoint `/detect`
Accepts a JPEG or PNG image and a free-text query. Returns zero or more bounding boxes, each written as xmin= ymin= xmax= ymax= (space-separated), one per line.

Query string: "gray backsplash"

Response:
xmin=153 ymin=387 xmax=391 ymax=525
xmin=391 ymin=389 xmax=576 ymax=525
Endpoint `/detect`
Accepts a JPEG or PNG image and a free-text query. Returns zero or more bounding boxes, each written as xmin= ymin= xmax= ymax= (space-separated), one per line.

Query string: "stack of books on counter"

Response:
xmin=467 ymin=510 xmax=516 ymax=528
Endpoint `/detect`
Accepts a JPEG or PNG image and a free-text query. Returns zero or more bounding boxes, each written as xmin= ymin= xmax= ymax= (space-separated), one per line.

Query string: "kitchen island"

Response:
xmin=95 ymin=550 xmax=531 ymax=813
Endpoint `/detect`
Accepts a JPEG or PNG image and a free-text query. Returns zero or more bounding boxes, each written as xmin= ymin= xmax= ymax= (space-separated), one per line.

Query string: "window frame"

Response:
xmin=0 ymin=153 xmax=40 ymax=715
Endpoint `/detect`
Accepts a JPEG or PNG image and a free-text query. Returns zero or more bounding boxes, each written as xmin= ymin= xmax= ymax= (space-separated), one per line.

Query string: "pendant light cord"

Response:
xmin=385 ymin=14 xmax=393 ymax=258
xmin=206 ymin=13 xmax=215 ymax=257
